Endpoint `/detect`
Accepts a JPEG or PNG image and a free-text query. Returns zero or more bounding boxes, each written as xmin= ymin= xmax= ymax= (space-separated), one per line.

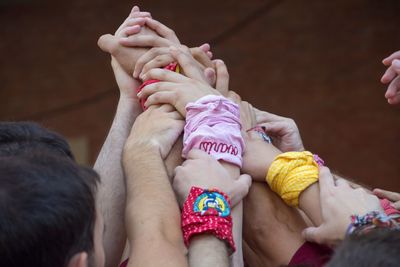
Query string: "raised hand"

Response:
xmin=381 ymin=50 xmax=400 ymax=105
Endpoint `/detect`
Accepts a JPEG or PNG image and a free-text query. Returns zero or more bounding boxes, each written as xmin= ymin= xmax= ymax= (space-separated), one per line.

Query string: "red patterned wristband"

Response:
xmin=181 ymin=187 xmax=235 ymax=253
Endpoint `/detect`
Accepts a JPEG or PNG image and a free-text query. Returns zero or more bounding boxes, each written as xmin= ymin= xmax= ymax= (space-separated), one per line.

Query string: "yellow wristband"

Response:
xmin=266 ymin=151 xmax=319 ymax=207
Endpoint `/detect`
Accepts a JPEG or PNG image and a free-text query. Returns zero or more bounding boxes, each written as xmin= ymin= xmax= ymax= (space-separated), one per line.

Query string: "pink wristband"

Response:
xmin=182 ymin=95 xmax=244 ymax=167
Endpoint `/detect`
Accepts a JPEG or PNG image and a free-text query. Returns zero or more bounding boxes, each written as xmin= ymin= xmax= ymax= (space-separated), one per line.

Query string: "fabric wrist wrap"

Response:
xmin=347 ymin=211 xmax=400 ymax=236
xmin=136 ymin=63 xmax=180 ymax=110
xmin=181 ymin=187 xmax=235 ymax=253
xmin=183 ymin=95 xmax=244 ymax=167
xmin=266 ymin=151 xmax=320 ymax=207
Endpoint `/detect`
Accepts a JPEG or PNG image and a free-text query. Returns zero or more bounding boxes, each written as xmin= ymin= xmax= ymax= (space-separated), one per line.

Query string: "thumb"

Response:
xmin=97 ymin=34 xmax=116 ymax=53
xmin=302 ymin=226 xmax=325 ymax=244
xmin=230 ymin=174 xmax=252 ymax=206
xmin=204 ymin=67 xmax=216 ymax=86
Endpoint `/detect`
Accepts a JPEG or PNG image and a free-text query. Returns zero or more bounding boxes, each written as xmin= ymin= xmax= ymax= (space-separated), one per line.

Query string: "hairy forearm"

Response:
xmin=189 ymin=235 xmax=229 ymax=267
xmin=94 ymin=97 xmax=140 ymax=267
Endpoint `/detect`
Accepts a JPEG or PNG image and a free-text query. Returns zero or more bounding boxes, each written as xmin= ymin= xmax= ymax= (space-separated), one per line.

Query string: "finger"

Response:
xmin=207 ymin=51 xmax=213 ymax=59
xmin=130 ymin=6 xmax=140 ymax=14
xmin=119 ymin=35 xmax=174 ymax=48
xmin=144 ymin=18 xmax=180 ymax=44
xmin=393 ymin=201 xmax=400 ymax=210
xmin=199 ymin=43 xmax=210 ymax=52
xmin=187 ymin=149 xmax=212 ymax=161
xmin=97 ymin=34 xmax=115 ymax=53
xmin=254 ymin=109 xmax=285 ymax=123
xmin=125 ymin=17 xmax=146 ymax=29
xmin=215 ymin=60 xmax=229 ymax=96
xmin=156 ymin=103 xmax=176 ymax=113
xmin=318 ymin=167 xmax=334 ymax=195
xmin=131 ymin=11 xmax=152 ymax=19
xmin=169 ymin=110 xmax=184 ymax=120
xmin=142 ymin=68 xmax=190 ymax=84
xmin=227 ymin=91 xmax=241 ymax=104
xmin=145 ymin=91 xmax=177 ymax=108
xmin=387 ymin=92 xmax=400 ymax=105
xmin=302 ymin=226 xmax=324 ymax=244
xmin=381 ymin=65 xmax=398 ymax=84
xmin=140 ymin=54 xmax=176 ymax=79
xmin=170 ymin=46 xmax=208 ymax=83
xmin=138 ymin=81 xmax=177 ymax=99
xmin=373 ymin=188 xmax=400 ymax=202
xmin=204 ymin=67 xmax=216 ymax=86
xmin=230 ymin=174 xmax=252 ymax=206
xmin=190 ymin=47 xmax=213 ymax=68
xmin=385 ymin=74 xmax=400 ymax=99
xmin=133 ymin=47 xmax=170 ymax=78
xmin=123 ymin=25 xmax=142 ymax=37
xmin=382 ymin=51 xmax=400 ymax=66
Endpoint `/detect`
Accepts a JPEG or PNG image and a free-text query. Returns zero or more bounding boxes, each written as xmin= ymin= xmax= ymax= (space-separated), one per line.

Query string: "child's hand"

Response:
xmin=138 ymin=46 xmax=221 ymax=116
xmin=381 ymin=50 xmax=400 ymax=105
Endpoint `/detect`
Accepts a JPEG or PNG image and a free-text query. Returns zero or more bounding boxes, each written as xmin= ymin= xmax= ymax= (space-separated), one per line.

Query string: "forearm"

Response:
xmin=124 ymin=145 xmax=186 ymax=265
xmin=189 ymin=235 xmax=229 ymax=267
xmin=94 ymin=96 xmax=140 ymax=267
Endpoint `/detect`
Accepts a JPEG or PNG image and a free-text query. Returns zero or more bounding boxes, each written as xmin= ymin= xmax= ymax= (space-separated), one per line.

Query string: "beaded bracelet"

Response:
xmin=347 ymin=211 xmax=400 ymax=236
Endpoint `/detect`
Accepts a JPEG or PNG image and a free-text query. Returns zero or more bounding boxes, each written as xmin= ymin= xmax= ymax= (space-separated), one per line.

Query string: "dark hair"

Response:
xmin=327 ymin=229 xmax=400 ymax=267
xmin=0 ymin=154 xmax=99 ymax=267
xmin=0 ymin=121 xmax=74 ymax=160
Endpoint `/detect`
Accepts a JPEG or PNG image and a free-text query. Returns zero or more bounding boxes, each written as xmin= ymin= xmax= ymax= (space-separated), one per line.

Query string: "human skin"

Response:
xmin=123 ymin=104 xmax=187 ymax=267
xmin=138 ymin=47 xmax=250 ymax=267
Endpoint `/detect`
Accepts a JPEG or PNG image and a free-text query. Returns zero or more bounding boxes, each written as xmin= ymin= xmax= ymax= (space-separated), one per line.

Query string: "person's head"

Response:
xmin=327 ymin=229 xmax=400 ymax=267
xmin=0 ymin=121 xmax=74 ymax=160
xmin=0 ymin=154 xmax=104 ymax=267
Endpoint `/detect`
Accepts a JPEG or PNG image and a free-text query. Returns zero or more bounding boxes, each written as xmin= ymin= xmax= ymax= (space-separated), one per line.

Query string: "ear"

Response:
xmin=67 ymin=252 xmax=88 ymax=267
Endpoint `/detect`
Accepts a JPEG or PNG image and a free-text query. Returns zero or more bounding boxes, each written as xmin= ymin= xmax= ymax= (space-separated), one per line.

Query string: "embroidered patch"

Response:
xmin=193 ymin=191 xmax=230 ymax=217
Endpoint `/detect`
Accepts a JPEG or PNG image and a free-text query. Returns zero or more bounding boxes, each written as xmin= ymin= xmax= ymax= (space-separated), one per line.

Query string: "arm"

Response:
xmin=173 ymin=150 xmax=251 ymax=267
xmin=123 ymin=104 xmax=187 ymax=267
xmin=94 ymin=57 xmax=142 ymax=267
xmin=189 ymin=236 xmax=229 ymax=267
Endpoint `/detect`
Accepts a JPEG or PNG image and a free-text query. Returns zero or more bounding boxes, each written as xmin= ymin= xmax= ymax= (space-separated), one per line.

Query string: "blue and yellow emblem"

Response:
xmin=193 ymin=190 xmax=230 ymax=217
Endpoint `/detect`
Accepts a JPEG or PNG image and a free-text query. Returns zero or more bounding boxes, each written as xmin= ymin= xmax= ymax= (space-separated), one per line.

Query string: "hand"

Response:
xmin=133 ymin=45 xmax=214 ymax=85
xmin=173 ymin=149 xmax=252 ymax=207
xmin=119 ymin=17 xmax=180 ymax=48
xmin=98 ymin=6 xmax=177 ymax=75
xmin=302 ymin=167 xmax=383 ymax=246
xmin=125 ymin=104 xmax=184 ymax=159
xmin=381 ymin=50 xmax=400 ymax=105
xmin=373 ymin=188 xmax=400 ymax=209
xmin=138 ymin=46 xmax=221 ymax=116
xmin=254 ymin=108 xmax=305 ymax=152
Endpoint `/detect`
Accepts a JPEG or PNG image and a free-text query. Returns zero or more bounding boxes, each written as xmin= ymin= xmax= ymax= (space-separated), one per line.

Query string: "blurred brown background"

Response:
xmin=0 ymin=0 xmax=399 ymax=190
